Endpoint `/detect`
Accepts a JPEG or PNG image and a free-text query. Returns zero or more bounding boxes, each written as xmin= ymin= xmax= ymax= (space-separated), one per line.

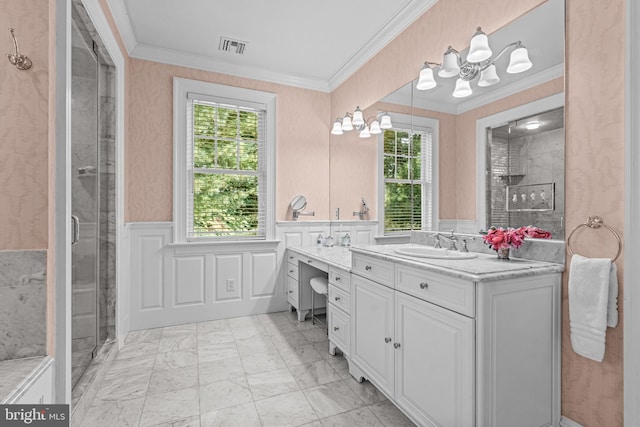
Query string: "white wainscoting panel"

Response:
xmin=173 ymin=255 xmax=206 ymax=307
xmin=128 ymin=222 xmax=286 ymax=330
xmin=214 ymin=253 xmax=242 ymax=302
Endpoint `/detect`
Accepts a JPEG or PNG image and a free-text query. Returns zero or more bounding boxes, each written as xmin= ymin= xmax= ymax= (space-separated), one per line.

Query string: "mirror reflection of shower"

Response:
xmin=485 ymin=107 xmax=565 ymax=238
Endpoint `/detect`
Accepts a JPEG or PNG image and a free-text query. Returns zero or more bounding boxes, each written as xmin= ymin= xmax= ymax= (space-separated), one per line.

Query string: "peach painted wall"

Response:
xmin=0 ymin=0 xmax=50 ymax=251
xmin=126 ymin=58 xmax=331 ymax=222
xmin=332 ymin=0 xmax=626 ymax=424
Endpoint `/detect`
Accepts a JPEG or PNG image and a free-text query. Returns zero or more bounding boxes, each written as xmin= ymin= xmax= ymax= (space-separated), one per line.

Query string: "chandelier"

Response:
xmin=416 ymin=27 xmax=532 ymax=98
xmin=331 ymin=107 xmax=393 ymax=138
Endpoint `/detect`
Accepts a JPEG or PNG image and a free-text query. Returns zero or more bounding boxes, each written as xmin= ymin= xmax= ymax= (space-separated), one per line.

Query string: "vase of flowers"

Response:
xmin=482 ymin=226 xmax=552 ymax=260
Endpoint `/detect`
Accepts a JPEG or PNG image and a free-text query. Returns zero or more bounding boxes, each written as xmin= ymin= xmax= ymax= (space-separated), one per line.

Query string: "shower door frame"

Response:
xmin=53 ymin=0 xmax=127 ymax=404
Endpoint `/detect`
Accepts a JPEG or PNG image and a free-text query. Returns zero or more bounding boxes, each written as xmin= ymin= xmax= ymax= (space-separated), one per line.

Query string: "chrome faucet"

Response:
xmin=459 ymin=236 xmax=475 ymax=252
xmin=353 ymin=197 xmax=370 ymax=218
xmin=437 ymin=230 xmax=459 ymax=251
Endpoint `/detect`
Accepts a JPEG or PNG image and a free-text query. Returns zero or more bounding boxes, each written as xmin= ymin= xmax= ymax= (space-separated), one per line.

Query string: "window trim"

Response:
xmin=377 ymin=112 xmax=439 ymax=236
xmin=173 ymin=77 xmax=276 ymax=243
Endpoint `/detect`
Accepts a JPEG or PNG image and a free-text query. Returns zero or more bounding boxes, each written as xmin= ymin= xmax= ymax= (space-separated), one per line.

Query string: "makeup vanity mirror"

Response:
xmin=329 ymin=0 xmax=565 ymax=239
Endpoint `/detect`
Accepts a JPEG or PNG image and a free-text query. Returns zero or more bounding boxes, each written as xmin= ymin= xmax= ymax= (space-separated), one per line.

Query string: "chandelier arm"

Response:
xmin=491 ymin=41 xmax=521 ymax=63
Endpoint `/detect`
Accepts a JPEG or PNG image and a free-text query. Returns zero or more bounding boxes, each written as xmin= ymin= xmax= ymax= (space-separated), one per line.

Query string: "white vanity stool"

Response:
xmin=309 ymin=276 xmax=328 ymax=327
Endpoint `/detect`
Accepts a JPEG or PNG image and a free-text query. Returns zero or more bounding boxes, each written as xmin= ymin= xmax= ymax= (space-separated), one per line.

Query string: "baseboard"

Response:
xmin=560 ymin=415 xmax=585 ymax=427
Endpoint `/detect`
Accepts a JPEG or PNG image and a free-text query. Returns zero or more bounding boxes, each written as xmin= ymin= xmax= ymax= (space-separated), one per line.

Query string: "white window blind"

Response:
xmin=383 ymin=126 xmax=433 ymax=233
xmin=185 ymin=93 xmax=267 ymax=240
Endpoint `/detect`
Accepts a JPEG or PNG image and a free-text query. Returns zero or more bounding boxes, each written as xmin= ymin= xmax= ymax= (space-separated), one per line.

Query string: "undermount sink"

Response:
xmin=394 ymin=245 xmax=477 ymax=260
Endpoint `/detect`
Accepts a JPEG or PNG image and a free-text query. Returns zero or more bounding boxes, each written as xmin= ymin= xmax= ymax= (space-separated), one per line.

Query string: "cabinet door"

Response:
xmin=394 ymin=292 xmax=474 ymax=427
xmin=351 ymin=275 xmax=395 ymax=396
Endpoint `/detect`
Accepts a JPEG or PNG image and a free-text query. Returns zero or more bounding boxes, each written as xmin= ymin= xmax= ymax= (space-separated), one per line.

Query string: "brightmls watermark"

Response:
xmin=0 ymin=405 xmax=69 ymax=426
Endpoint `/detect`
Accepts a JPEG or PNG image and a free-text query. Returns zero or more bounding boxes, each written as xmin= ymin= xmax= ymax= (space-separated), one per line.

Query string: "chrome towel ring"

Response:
xmin=566 ymin=216 xmax=622 ymax=262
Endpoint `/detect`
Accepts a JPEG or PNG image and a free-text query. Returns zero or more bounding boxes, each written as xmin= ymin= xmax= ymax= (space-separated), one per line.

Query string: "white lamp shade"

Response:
xmin=467 ymin=29 xmax=492 ymax=63
xmin=331 ymin=119 xmax=344 ymax=135
xmin=352 ymin=107 xmax=364 ymax=127
xmin=341 ymin=114 xmax=353 ymax=131
xmin=369 ymin=120 xmax=382 ymax=134
xmin=438 ymin=50 xmax=460 ymax=78
xmin=379 ymin=113 xmax=392 ymax=129
xmin=452 ymin=78 xmax=473 ymax=98
xmin=478 ymin=64 xmax=500 ymax=87
xmin=507 ymin=46 xmax=532 ymax=73
xmin=359 ymin=125 xmax=371 ymax=138
xmin=416 ymin=65 xmax=437 ymax=90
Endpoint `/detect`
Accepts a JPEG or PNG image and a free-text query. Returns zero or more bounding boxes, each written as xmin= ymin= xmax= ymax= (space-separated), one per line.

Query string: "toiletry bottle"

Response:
xmin=342 ymin=233 xmax=351 ymax=247
xmin=316 ymin=234 xmax=323 ymax=246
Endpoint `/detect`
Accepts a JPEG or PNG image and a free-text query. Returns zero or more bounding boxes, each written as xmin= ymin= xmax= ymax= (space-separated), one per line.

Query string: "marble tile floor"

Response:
xmin=77 ymin=311 xmax=416 ymax=427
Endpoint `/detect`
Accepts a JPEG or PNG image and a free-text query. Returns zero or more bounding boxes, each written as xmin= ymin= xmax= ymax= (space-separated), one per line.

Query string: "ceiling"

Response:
xmin=107 ymin=0 xmax=437 ymax=92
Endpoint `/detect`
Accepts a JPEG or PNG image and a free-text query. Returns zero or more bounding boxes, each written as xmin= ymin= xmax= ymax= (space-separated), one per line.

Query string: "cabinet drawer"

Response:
xmin=396 ymin=264 xmax=475 ymax=317
xmin=287 ymin=275 xmax=298 ymax=307
xmin=287 ymin=262 xmax=299 ymax=279
xmin=329 ymin=266 xmax=350 ymax=293
xmin=352 ymin=254 xmax=394 ymax=287
xmin=328 ymin=304 xmax=350 ymax=356
xmin=286 ymin=251 xmax=299 ymax=265
xmin=328 ymin=284 xmax=350 ymax=313
xmin=299 ymin=255 xmax=328 ymax=273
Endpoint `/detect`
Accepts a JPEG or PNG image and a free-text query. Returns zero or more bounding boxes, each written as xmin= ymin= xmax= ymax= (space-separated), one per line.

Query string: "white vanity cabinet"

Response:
xmin=327 ymin=266 xmax=351 ymax=357
xmin=349 ymin=251 xmax=561 ymax=427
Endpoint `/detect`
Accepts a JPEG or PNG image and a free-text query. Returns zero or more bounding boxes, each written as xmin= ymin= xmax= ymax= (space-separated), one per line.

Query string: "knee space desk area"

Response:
xmin=285 ymin=243 xmax=564 ymax=427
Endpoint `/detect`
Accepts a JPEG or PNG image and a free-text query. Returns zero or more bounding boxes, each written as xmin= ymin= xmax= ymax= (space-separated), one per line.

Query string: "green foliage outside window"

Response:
xmin=191 ymin=102 xmax=262 ymax=237
xmin=383 ymin=129 xmax=424 ymax=233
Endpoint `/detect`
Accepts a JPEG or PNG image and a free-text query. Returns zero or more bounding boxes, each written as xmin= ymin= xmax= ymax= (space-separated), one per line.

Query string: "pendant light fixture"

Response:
xmin=331 ymin=108 xmax=393 ymax=138
xmin=416 ymin=27 xmax=532 ymax=98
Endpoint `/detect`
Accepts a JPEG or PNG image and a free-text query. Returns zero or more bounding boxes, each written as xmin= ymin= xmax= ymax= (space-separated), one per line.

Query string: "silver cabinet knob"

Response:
xmin=334 ymin=296 xmax=340 ymax=301
xmin=419 ymin=282 xmax=429 ymax=289
xmin=308 ymin=260 xmax=312 ymax=264
xmin=385 ymin=337 xmax=392 ymax=343
xmin=289 ymin=256 xmax=294 ymax=260
xmin=394 ymin=342 xmax=401 ymax=349
xmin=289 ymin=290 xmax=293 ymax=293
xmin=365 ymin=265 xmax=372 ymax=271
xmin=289 ymin=270 xmax=294 ymax=273
xmin=334 ymin=326 xmax=339 ymax=331
xmin=335 ymin=276 xmax=341 ymax=281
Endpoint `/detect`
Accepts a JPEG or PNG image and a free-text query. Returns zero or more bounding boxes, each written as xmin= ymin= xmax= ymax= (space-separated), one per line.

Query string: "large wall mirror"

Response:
xmin=329 ymin=0 xmax=565 ymax=239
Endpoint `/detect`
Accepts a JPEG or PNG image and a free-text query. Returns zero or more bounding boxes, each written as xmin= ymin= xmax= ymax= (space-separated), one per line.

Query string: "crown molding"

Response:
xmin=455 ymin=63 xmax=564 ymax=114
xmin=106 ymin=0 xmax=137 ymax=53
xmin=327 ymin=0 xmax=438 ymax=91
xmin=131 ymin=43 xmax=331 ymax=92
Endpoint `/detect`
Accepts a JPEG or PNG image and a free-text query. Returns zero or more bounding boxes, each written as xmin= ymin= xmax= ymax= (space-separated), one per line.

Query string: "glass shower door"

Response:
xmin=71 ymin=20 xmax=100 ymax=389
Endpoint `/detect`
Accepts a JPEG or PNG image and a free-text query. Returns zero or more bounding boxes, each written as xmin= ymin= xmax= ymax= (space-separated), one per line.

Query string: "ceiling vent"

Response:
xmin=218 ymin=37 xmax=247 ymax=55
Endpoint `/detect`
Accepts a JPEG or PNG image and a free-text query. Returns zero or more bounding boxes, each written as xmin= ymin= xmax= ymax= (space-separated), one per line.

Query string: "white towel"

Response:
xmin=568 ymin=254 xmax=619 ymax=362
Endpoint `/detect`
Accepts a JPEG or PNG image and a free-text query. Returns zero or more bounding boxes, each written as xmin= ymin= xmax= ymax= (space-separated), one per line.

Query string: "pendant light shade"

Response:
xmin=452 ymin=78 xmax=473 ymax=98
xmin=438 ymin=47 xmax=460 ymax=78
xmin=341 ymin=114 xmax=353 ymax=131
xmin=352 ymin=106 xmax=364 ymax=127
xmin=506 ymin=44 xmax=532 ymax=73
xmin=478 ymin=64 xmax=500 ymax=87
xmin=416 ymin=63 xmax=437 ymax=90
xmin=359 ymin=125 xmax=371 ymax=138
xmin=466 ymin=27 xmax=492 ymax=63
xmin=379 ymin=113 xmax=392 ymax=129
xmin=331 ymin=119 xmax=343 ymax=135
xmin=369 ymin=120 xmax=382 ymax=135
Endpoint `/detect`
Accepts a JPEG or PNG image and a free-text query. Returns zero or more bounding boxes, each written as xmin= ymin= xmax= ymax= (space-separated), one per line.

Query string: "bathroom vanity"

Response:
xmin=286 ymin=243 xmax=564 ymax=427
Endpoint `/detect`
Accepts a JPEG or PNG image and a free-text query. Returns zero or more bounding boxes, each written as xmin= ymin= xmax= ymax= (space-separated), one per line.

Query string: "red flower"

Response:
xmin=482 ymin=225 xmax=550 ymax=250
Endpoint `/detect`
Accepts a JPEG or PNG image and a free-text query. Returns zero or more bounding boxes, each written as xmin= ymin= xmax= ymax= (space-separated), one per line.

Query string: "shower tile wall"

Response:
xmin=488 ymin=127 xmax=565 ymax=238
xmin=0 ymin=250 xmax=46 ymax=361
xmin=99 ymin=63 xmax=116 ymax=341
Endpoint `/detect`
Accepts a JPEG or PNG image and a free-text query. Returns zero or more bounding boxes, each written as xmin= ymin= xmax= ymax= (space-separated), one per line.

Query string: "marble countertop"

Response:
xmin=351 ymin=244 xmax=565 ymax=282
xmin=287 ymin=243 xmax=564 ymax=282
xmin=0 ymin=356 xmax=51 ymax=403
xmin=286 ymin=245 xmax=352 ymax=270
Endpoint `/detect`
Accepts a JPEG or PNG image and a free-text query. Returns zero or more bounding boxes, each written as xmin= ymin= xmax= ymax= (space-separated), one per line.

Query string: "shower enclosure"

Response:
xmin=71 ymin=4 xmax=117 ymax=390
xmin=485 ymin=107 xmax=565 ymax=238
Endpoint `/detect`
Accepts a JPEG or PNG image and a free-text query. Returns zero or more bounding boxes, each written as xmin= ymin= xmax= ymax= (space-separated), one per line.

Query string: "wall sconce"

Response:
xmin=416 ymin=27 xmax=532 ymax=98
xmin=6 ymin=28 xmax=32 ymax=70
xmin=331 ymin=107 xmax=393 ymax=138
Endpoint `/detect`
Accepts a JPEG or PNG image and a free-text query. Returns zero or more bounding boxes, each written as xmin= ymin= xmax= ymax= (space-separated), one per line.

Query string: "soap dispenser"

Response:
xmin=342 ymin=233 xmax=351 ymax=247
xmin=316 ymin=234 xmax=323 ymax=246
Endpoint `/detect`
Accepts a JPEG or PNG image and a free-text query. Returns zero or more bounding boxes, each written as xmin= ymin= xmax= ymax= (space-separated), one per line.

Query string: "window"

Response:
xmin=174 ymin=78 xmax=275 ymax=242
xmin=379 ymin=114 xmax=437 ymax=234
